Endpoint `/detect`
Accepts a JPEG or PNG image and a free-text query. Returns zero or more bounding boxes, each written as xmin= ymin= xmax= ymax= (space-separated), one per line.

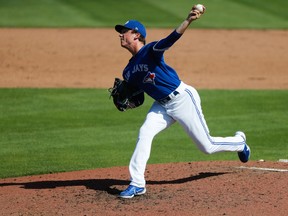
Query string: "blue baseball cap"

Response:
xmin=115 ymin=20 xmax=146 ymax=38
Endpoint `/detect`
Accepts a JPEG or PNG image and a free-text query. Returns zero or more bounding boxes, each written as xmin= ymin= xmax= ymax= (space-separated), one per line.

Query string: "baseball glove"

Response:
xmin=108 ymin=78 xmax=144 ymax=112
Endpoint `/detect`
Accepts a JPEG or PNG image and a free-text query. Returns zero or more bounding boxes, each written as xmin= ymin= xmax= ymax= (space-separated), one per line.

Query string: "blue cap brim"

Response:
xmin=115 ymin=20 xmax=146 ymax=38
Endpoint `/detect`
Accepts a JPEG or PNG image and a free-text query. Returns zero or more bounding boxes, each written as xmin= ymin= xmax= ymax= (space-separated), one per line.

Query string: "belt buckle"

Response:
xmin=162 ymin=97 xmax=170 ymax=104
xmin=158 ymin=91 xmax=179 ymax=105
xmin=158 ymin=97 xmax=169 ymax=105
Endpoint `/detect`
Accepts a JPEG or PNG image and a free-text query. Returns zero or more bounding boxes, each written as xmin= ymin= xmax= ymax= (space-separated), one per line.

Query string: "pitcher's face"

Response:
xmin=119 ymin=29 xmax=138 ymax=49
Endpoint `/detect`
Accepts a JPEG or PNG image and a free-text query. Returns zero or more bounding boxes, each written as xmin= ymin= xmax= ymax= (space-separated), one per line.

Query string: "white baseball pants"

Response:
xmin=129 ymin=82 xmax=246 ymax=187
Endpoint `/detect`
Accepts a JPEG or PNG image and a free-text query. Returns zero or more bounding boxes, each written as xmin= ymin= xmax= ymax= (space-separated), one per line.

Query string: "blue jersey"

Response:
xmin=122 ymin=30 xmax=183 ymax=100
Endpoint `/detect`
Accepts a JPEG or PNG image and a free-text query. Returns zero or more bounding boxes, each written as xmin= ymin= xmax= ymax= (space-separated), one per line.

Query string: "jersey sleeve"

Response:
xmin=152 ymin=30 xmax=182 ymax=52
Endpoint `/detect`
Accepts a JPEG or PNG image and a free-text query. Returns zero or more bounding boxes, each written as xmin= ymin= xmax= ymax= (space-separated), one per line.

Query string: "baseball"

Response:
xmin=195 ymin=4 xmax=205 ymax=14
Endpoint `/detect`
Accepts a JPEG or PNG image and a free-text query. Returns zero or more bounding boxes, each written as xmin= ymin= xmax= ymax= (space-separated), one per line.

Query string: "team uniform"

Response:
xmin=115 ymin=17 xmax=250 ymax=198
xmin=122 ymin=29 xmax=246 ymax=188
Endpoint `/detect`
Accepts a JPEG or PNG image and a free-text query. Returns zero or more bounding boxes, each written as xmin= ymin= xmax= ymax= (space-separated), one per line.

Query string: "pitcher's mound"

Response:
xmin=1 ymin=161 xmax=287 ymax=215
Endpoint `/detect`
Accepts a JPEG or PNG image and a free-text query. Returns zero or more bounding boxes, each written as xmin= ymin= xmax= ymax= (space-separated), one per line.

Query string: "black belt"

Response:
xmin=158 ymin=91 xmax=179 ymax=104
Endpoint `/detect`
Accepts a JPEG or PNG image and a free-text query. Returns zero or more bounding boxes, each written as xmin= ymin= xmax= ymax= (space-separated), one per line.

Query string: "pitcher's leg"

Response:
xmin=169 ymin=85 xmax=246 ymax=154
xmin=129 ymin=102 xmax=175 ymax=187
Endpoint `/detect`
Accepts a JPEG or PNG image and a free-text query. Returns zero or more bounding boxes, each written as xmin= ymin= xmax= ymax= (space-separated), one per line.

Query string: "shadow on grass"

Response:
xmin=0 ymin=172 xmax=227 ymax=195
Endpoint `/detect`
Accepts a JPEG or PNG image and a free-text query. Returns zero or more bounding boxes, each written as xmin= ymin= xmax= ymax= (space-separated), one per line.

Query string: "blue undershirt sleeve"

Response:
xmin=153 ymin=30 xmax=182 ymax=52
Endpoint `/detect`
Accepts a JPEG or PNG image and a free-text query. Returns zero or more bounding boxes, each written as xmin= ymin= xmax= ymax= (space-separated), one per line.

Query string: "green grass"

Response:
xmin=0 ymin=0 xmax=287 ymax=28
xmin=0 ymin=89 xmax=287 ymax=178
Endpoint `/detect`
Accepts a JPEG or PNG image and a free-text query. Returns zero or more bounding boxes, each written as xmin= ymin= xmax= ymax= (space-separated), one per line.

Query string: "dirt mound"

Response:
xmin=0 ymin=161 xmax=287 ymax=215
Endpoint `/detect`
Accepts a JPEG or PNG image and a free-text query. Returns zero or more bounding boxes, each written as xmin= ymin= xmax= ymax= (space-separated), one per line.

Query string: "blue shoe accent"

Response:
xmin=236 ymin=131 xmax=250 ymax=163
xmin=238 ymin=144 xmax=250 ymax=163
xmin=119 ymin=185 xmax=146 ymax=199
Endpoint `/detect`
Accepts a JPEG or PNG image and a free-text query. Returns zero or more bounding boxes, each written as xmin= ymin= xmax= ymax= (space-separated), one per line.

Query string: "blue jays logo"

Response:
xmin=143 ymin=72 xmax=156 ymax=84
